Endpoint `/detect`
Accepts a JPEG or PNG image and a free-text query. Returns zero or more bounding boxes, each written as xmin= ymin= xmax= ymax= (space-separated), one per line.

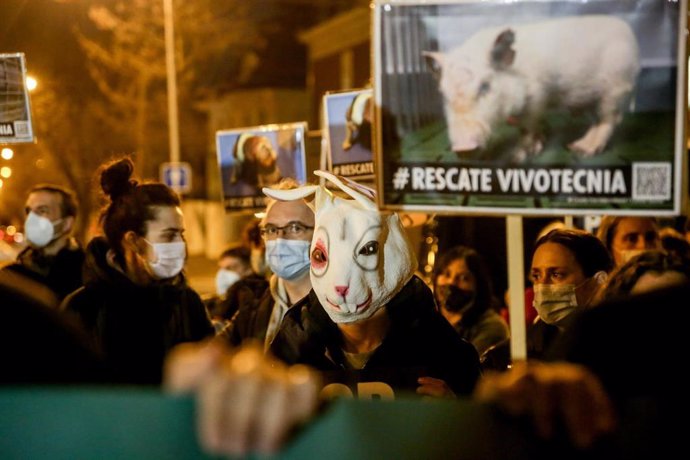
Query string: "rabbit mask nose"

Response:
xmin=334 ymin=285 xmax=349 ymax=298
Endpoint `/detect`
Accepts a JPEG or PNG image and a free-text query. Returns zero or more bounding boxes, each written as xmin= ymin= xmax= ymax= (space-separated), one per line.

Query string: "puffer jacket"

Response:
xmin=61 ymin=237 xmax=213 ymax=384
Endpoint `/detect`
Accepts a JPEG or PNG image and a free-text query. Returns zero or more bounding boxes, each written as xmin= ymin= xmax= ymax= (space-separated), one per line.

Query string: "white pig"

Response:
xmin=424 ymin=15 xmax=640 ymax=159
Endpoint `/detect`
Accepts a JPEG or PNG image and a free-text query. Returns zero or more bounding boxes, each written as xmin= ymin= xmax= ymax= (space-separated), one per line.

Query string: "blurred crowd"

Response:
xmin=2 ymin=156 xmax=689 ymax=457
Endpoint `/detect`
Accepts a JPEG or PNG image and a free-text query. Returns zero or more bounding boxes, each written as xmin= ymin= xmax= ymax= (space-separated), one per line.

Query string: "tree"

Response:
xmin=76 ymin=0 xmax=265 ymax=181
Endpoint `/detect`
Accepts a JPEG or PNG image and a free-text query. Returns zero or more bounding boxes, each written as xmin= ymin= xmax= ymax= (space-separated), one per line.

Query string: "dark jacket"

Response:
xmin=270 ymin=276 xmax=481 ymax=396
xmin=2 ymin=240 xmax=84 ymax=301
xmin=208 ymin=273 xmax=269 ymax=322
xmin=61 ymin=237 xmax=213 ymax=384
xmin=223 ymin=277 xmax=275 ymax=347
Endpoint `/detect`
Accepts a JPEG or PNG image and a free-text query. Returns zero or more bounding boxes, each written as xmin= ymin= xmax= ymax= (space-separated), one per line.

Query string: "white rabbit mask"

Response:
xmin=263 ymin=171 xmax=417 ymax=324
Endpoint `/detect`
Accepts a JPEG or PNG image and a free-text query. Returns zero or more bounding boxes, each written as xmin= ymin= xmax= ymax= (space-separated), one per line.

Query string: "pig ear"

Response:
xmin=422 ymin=51 xmax=444 ymax=80
xmin=491 ymin=29 xmax=515 ymax=70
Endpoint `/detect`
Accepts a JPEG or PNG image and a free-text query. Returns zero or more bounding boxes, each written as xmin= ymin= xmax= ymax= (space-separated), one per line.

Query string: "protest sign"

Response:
xmin=0 ymin=53 xmax=34 ymax=144
xmin=373 ymin=0 xmax=686 ymax=215
xmin=216 ymin=123 xmax=308 ymax=212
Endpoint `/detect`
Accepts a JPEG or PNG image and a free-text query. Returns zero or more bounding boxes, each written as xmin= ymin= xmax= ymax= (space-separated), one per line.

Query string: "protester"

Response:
xmin=205 ymin=245 xmax=261 ymax=332
xmin=658 ymin=226 xmax=690 ymax=261
xmin=61 ymin=158 xmax=213 ymax=384
xmin=527 ymin=228 xmax=612 ymax=359
xmin=596 ymin=250 xmax=690 ymax=303
xmin=222 ymin=178 xmax=314 ymax=350
xmin=596 ymin=216 xmax=660 ymax=267
xmin=265 ymin=171 xmax=480 ymax=397
xmin=432 ymin=245 xmax=509 ymax=356
xmin=1 ymin=184 xmax=84 ymax=301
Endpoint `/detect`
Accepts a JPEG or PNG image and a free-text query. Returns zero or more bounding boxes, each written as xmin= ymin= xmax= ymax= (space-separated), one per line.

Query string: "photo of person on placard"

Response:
xmin=324 ymin=89 xmax=374 ymax=179
xmin=216 ymin=123 xmax=307 ymax=211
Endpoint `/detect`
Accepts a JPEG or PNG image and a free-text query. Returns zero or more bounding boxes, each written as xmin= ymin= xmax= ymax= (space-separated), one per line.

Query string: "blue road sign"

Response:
xmin=160 ymin=162 xmax=192 ymax=194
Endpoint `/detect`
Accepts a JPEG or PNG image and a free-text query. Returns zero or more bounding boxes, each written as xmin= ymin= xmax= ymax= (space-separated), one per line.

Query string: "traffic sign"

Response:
xmin=160 ymin=161 xmax=192 ymax=194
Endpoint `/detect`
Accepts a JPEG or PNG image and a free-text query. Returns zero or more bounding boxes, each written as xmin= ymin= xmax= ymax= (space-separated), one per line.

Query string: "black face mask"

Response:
xmin=437 ymin=285 xmax=475 ymax=313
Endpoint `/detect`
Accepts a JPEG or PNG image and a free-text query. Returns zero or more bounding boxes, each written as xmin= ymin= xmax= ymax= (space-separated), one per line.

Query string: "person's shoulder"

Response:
xmin=477 ymin=309 xmax=510 ymax=331
xmin=60 ymin=285 xmax=92 ymax=312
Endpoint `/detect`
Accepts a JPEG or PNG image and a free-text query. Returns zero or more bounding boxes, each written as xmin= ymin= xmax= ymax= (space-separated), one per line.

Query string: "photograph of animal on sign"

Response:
xmin=377 ymin=0 xmax=679 ymax=167
xmin=423 ymin=15 xmax=638 ymax=161
xmin=323 ymin=89 xmax=375 ymax=179
xmin=216 ymin=123 xmax=307 ymax=211
xmin=374 ymin=0 xmax=683 ymax=215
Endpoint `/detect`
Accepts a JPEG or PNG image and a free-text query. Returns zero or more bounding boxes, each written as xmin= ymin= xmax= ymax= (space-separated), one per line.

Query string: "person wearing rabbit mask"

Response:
xmin=224 ymin=178 xmax=315 ymax=351
xmin=266 ymin=171 xmax=481 ymax=398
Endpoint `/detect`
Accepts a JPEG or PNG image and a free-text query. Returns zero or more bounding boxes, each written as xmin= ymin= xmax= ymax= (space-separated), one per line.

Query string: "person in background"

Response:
xmin=205 ymin=245 xmax=254 ymax=332
xmin=596 ymin=250 xmax=690 ymax=303
xmin=432 ymin=245 xmax=509 ymax=357
xmin=527 ymin=228 xmax=613 ymax=360
xmin=1 ymin=184 xmax=84 ymax=301
xmin=658 ymin=226 xmax=690 ymax=261
xmin=222 ymin=178 xmax=314 ymax=350
xmin=242 ymin=218 xmax=271 ymax=279
xmin=207 ymin=245 xmax=269 ymax=333
xmin=62 ymin=158 xmax=213 ymax=384
xmin=596 ymin=216 xmax=660 ymax=267
xmin=502 ymin=219 xmax=566 ymax=329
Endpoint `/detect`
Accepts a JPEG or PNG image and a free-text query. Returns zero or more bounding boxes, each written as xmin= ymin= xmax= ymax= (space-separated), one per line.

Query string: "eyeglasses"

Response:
xmin=259 ymin=221 xmax=314 ymax=239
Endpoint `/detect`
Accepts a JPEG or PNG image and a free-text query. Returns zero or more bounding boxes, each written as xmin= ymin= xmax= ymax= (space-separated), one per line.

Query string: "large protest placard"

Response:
xmin=323 ymin=89 xmax=375 ymax=179
xmin=373 ymin=0 xmax=686 ymax=215
xmin=216 ymin=123 xmax=308 ymax=212
xmin=0 ymin=53 xmax=34 ymax=144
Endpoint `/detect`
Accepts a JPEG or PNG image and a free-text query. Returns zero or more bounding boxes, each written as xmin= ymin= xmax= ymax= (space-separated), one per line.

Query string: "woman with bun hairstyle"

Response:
xmin=62 ymin=158 xmax=213 ymax=384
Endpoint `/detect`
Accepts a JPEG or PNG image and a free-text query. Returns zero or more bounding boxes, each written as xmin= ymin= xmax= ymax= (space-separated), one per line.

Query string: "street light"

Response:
xmin=0 ymin=167 xmax=11 ymax=178
xmin=26 ymin=75 xmax=37 ymax=92
xmin=1 ymin=148 xmax=13 ymax=160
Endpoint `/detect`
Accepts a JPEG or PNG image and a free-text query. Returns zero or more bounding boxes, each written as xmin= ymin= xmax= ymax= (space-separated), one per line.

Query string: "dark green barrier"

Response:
xmin=0 ymin=387 xmax=661 ymax=459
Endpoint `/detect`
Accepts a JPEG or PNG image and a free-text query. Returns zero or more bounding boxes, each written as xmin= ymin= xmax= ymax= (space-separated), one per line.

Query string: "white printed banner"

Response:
xmin=373 ymin=0 xmax=686 ymax=215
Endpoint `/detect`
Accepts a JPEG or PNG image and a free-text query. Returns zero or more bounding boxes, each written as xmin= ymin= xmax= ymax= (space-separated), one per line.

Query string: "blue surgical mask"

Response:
xmin=265 ymin=238 xmax=310 ymax=281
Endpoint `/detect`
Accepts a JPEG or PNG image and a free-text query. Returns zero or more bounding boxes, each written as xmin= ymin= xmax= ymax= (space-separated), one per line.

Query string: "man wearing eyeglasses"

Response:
xmin=224 ymin=178 xmax=314 ymax=350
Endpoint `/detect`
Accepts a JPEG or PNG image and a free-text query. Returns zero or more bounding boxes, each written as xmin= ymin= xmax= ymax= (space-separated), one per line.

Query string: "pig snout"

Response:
xmin=447 ymin=116 xmax=489 ymax=152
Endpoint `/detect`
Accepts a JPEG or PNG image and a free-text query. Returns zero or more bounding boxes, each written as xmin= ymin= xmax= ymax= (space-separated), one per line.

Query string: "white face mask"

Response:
xmin=145 ymin=240 xmax=186 ymax=279
xmin=532 ymin=283 xmax=579 ymax=326
xmin=215 ymin=269 xmax=241 ymax=295
xmin=25 ymin=212 xmax=63 ymax=248
xmin=265 ymin=239 xmax=310 ymax=281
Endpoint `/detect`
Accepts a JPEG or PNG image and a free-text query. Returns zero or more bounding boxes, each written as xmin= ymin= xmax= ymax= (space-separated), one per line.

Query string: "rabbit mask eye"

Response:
xmin=354 ymin=226 xmax=382 ymax=272
xmin=311 ymin=233 xmax=329 ymax=278
xmin=359 ymin=241 xmax=378 ymax=256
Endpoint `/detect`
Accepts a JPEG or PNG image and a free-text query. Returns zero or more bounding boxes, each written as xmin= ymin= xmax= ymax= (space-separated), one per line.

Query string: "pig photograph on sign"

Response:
xmin=216 ymin=122 xmax=307 ymax=211
xmin=323 ymin=89 xmax=375 ymax=179
xmin=0 ymin=53 xmax=34 ymax=143
xmin=374 ymin=0 xmax=686 ymax=215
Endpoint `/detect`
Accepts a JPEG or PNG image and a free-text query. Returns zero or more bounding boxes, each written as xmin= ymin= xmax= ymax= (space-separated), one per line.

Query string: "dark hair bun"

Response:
xmin=100 ymin=157 xmax=137 ymax=200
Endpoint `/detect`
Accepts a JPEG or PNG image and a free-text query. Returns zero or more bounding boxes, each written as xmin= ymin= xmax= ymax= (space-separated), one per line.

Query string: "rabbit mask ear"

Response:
xmin=314 ymin=170 xmax=377 ymax=212
xmin=262 ymin=184 xmax=330 ymax=214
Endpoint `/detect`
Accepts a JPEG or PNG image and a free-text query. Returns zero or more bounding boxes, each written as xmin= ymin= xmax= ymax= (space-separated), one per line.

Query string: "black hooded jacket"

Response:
xmin=270 ymin=276 xmax=481 ymax=396
xmin=61 ymin=237 xmax=213 ymax=384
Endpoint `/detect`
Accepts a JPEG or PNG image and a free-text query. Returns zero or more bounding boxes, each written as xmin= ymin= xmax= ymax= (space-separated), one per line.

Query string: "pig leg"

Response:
xmin=569 ymin=122 xmax=617 ymax=156
xmin=511 ymin=118 xmax=545 ymax=163
xmin=569 ymin=86 xmax=631 ymax=156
